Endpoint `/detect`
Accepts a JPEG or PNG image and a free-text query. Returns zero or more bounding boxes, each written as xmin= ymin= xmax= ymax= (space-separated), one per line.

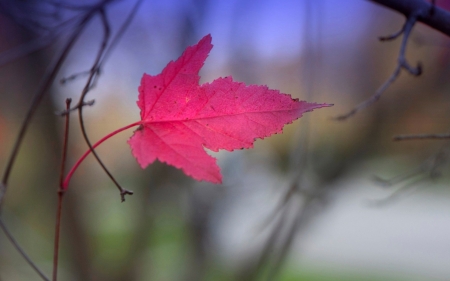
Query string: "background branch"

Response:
xmin=371 ymin=0 xmax=450 ymax=35
xmin=0 ymin=219 xmax=49 ymax=281
xmin=394 ymin=133 xmax=450 ymax=140
xmin=335 ymin=8 xmax=422 ymax=120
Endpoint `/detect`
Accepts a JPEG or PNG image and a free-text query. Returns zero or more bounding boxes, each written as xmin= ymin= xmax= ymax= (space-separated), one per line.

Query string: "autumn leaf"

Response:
xmin=128 ymin=34 xmax=330 ymax=183
xmin=64 ymin=34 xmax=331 ymax=188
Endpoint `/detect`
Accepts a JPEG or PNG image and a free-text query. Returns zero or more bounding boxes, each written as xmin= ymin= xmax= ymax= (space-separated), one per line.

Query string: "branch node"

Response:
xmin=83 ymin=99 xmax=96 ymax=107
xmin=334 ymin=13 xmax=420 ymax=120
xmin=120 ymin=189 xmax=134 ymax=202
xmin=57 ymin=99 xmax=96 ymax=116
xmin=378 ymin=26 xmax=405 ymax=41
xmin=401 ymin=60 xmax=422 ymax=76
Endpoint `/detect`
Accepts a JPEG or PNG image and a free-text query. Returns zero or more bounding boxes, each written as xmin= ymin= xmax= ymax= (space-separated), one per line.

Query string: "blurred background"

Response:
xmin=1 ymin=0 xmax=450 ymax=280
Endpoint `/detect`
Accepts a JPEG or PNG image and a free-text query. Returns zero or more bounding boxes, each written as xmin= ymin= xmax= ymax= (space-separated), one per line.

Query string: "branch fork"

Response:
xmin=335 ymin=3 xmax=436 ymax=120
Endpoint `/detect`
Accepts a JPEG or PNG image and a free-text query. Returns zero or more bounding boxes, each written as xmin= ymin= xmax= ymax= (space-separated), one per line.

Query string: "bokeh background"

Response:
xmin=1 ymin=0 xmax=450 ymax=280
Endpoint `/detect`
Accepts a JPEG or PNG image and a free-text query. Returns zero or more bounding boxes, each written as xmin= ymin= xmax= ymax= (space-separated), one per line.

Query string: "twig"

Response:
xmin=244 ymin=4 xmax=326 ymax=280
xmin=0 ymin=219 xmax=50 ymax=281
xmin=59 ymin=0 xmax=143 ymax=86
xmin=60 ymin=69 xmax=96 ymax=84
xmin=69 ymin=0 xmax=144 ymax=201
xmin=373 ymin=165 xmax=424 ymax=187
xmin=0 ymin=11 xmax=84 ymax=66
xmin=52 ymin=99 xmax=71 ymax=281
xmin=0 ymin=3 xmax=104 ymax=210
xmin=264 ymin=197 xmax=312 ymax=281
xmin=368 ymin=176 xmax=426 ymax=207
xmin=379 ymin=25 xmax=405 ymax=41
xmin=74 ymin=8 xmax=133 ymax=202
xmin=243 ymin=203 xmax=292 ymax=281
xmin=0 ymin=0 xmax=118 ymax=277
xmin=60 ymin=100 xmax=95 ymax=115
xmin=370 ymin=144 xmax=449 ymax=205
xmin=98 ymin=0 xmax=145 ymax=68
xmin=335 ymin=13 xmax=421 ymax=120
xmin=0 ymin=34 xmax=55 ymax=66
xmin=393 ymin=133 xmax=450 ymax=141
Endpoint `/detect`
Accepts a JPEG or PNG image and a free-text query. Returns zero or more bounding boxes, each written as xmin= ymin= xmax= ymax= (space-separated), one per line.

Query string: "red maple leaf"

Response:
xmin=64 ymin=34 xmax=331 ymax=187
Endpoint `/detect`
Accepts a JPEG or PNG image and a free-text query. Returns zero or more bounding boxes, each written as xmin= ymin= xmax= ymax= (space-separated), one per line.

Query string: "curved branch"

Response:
xmin=0 ymin=6 xmax=96 ymax=210
xmin=73 ymin=0 xmax=144 ymax=202
xmin=75 ymin=8 xmax=134 ymax=202
xmin=335 ymin=12 xmax=421 ymax=120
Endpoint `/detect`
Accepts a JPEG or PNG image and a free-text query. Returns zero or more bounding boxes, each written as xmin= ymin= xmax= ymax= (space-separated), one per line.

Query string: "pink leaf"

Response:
xmin=128 ymin=34 xmax=331 ymax=183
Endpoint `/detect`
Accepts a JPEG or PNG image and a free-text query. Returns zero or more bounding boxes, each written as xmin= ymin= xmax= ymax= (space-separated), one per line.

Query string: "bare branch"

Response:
xmin=373 ymin=165 xmax=424 ymax=187
xmin=72 ymin=0 xmax=143 ymax=202
xmin=0 ymin=5 xmax=99 ymax=210
xmin=0 ymin=219 xmax=50 ymax=281
xmin=379 ymin=25 xmax=405 ymax=41
xmin=74 ymin=8 xmax=134 ymax=202
xmin=52 ymin=99 xmax=72 ymax=281
xmin=369 ymin=144 xmax=449 ymax=205
xmin=335 ymin=12 xmax=421 ymax=120
xmin=394 ymin=133 xmax=450 ymax=141
xmin=60 ymin=69 xmax=96 ymax=84
xmin=367 ymin=177 xmax=425 ymax=207
xmin=371 ymin=0 xmax=450 ymax=36
xmin=98 ymin=0 xmax=144 ymax=67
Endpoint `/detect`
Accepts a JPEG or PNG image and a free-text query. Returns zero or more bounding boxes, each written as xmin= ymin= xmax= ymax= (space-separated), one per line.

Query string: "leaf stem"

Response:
xmin=63 ymin=121 xmax=142 ymax=189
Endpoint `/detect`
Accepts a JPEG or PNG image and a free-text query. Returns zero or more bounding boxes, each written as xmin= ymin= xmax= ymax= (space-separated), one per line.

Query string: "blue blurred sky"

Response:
xmin=56 ymin=0 xmax=376 ymax=110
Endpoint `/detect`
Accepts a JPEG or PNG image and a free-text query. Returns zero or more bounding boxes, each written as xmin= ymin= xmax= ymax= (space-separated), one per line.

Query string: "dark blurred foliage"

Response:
xmin=1 ymin=1 xmax=450 ymax=281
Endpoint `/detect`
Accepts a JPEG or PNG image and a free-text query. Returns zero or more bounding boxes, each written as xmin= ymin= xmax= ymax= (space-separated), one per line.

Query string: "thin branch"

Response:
xmin=0 ymin=34 xmax=55 ymax=66
xmin=58 ymin=99 xmax=72 ymax=188
xmin=334 ymin=12 xmax=421 ymax=120
xmin=0 ymin=2 xmax=105 ymax=210
xmin=0 ymin=10 xmax=86 ymax=67
xmin=60 ymin=0 xmax=143 ymax=91
xmin=60 ymin=100 xmax=95 ymax=115
xmin=0 ymin=219 xmax=50 ymax=281
xmin=98 ymin=0 xmax=144 ymax=68
xmin=243 ymin=203 xmax=292 ymax=281
xmin=379 ymin=25 xmax=405 ymax=41
xmin=60 ymin=69 xmax=95 ymax=84
xmin=373 ymin=165 xmax=424 ymax=187
xmin=70 ymin=0 xmax=144 ymax=201
xmin=52 ymin=99 xmax=71 ymax=281
xmin=75 ymin=8 xmax=133 ymax=202
xmin=46 ymin=0 xmax=121 ymax=11
xmin=243 ymin=4 xmax=326 ymax=280
xmin=394 ymin=133 xmax=450 ymax=141
xmin=369 ymin=144 xmax=449 ymax=204
xmin=368 ymin=176 xmax=426 ymax=207
xmin=264 ymin=198 xmax=312 ymax=281
xmin=52 ymin=173 xmax=64 ymax=281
